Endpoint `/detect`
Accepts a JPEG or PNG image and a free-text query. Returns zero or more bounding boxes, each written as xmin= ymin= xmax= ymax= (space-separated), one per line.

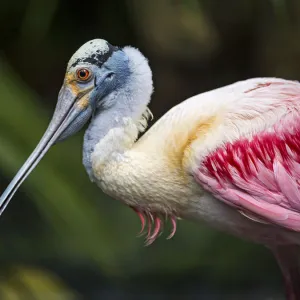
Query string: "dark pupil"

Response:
xmin=80 ymin=70 xmax=87 ymax=78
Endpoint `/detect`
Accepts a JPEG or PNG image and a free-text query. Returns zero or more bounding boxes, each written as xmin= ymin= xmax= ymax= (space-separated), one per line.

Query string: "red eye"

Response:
xmin=76 ymin=68 xmax=91 ymax=81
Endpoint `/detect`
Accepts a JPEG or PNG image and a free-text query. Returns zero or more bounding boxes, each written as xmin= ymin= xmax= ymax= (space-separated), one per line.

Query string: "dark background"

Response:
xmin=0 ymin=0 xmax=299 ymax=299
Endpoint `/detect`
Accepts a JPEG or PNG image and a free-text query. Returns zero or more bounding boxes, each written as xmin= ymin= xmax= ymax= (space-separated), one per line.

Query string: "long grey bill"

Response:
xmin=0 ymin=87 xmax=79 ymax=215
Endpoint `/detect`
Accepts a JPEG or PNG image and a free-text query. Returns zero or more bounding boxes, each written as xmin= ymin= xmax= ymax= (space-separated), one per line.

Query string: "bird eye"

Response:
xmin=76 ymin=68 xmax=91 ymax=81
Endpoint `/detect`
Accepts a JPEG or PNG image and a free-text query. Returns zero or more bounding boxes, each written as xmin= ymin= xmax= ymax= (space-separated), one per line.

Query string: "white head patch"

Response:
xmin=67 ymin=39 xmax=110 ymax=70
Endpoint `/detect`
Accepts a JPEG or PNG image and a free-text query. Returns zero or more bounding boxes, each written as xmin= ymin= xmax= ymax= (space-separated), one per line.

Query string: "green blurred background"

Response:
xmin=0 ymin=0 xmax=299 ymax=299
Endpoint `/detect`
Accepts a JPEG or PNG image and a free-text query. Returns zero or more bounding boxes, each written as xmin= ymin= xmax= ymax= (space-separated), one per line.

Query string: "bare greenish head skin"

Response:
xmin=0 ymin=38 xmax=153 ymax=215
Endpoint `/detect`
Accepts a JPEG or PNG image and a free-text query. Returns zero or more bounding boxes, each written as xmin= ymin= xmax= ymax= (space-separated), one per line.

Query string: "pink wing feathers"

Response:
xmin=194 ymin=80 xmax=300 ymax=232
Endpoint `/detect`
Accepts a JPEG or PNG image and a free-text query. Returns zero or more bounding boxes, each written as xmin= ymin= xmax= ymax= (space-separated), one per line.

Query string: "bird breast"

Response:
xmin=92 ymin=149 xmax=196 ymax=215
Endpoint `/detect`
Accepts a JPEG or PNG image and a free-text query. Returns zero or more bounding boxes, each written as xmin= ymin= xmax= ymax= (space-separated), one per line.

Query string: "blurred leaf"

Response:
xmin=270 ymin=0 xmax=289 ymax=23
xmin=127 ymin=0 xmax=219 ymax=61
xmin=0 ymin=266 xmax=77 ymax=300
xmin=21 ymin=0 xmax=59 ymax=43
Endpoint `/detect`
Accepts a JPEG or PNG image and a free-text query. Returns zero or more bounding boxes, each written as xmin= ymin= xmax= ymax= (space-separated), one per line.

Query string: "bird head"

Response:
xmin=56 ymin=39 xmax=131 ymax=142
xmin=0 ymin=39 xmax=152 ymax=214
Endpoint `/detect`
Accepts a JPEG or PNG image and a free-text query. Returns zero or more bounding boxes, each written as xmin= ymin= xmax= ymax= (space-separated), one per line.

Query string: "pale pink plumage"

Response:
xmin=187 ymin=80 xmax=300 ymax=299
xmin=195 ymin=81 xmax=300 ymax=232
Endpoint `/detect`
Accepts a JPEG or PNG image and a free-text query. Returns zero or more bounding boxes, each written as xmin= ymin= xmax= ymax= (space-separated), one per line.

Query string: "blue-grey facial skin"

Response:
xmin=90 ymin=50 xmax=131 ymax=111
xmin=57 ymin=49 xmax=131 ymax=143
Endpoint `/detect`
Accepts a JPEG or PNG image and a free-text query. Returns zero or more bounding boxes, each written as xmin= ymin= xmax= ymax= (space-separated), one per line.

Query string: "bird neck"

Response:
xmin=82 ymin=46 xmax=153 ymax=180
xmin=83 ymin=103 xmax=152 ymax=180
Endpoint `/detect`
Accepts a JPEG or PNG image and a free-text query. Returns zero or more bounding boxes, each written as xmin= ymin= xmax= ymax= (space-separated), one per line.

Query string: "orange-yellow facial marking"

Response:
xmin=65 ymin=72 xmax=91 ymax=109
xmin=77 ymin=96 xmax=90 ymax=109
xmin=65 ymin=73 xmax=80 ymax=95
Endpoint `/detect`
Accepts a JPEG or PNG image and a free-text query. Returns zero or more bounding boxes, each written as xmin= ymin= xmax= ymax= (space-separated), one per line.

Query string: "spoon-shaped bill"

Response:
xmin=0 ymin=86 xmax=84 ymax=215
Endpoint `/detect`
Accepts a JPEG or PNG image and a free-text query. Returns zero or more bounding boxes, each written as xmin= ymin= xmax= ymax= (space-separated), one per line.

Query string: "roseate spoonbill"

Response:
xmin=1 ymin=39 xmax=300 ymax=299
